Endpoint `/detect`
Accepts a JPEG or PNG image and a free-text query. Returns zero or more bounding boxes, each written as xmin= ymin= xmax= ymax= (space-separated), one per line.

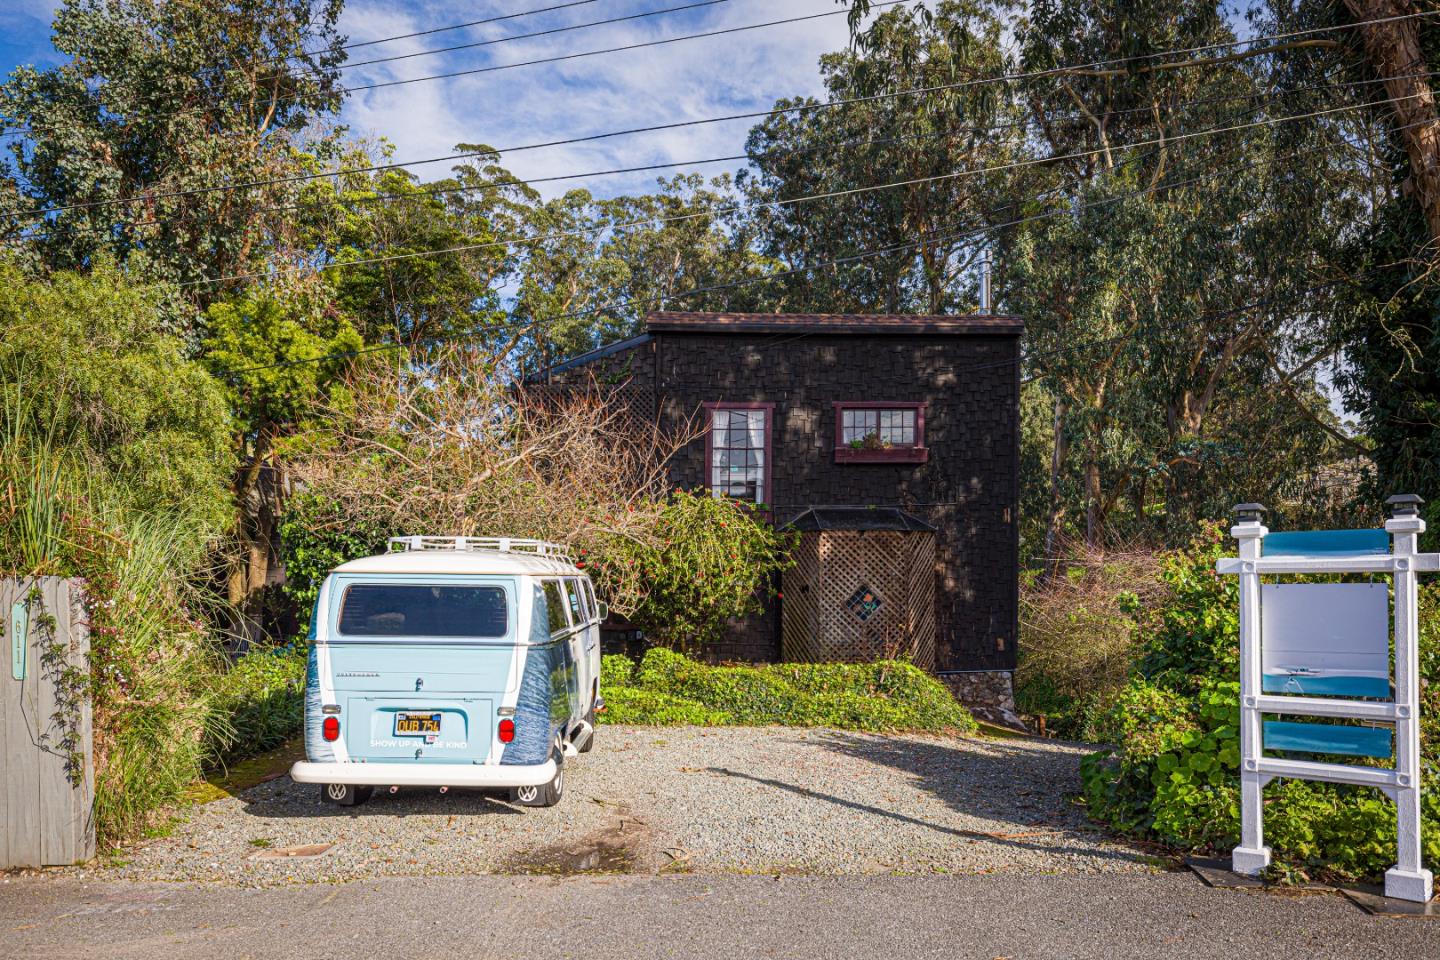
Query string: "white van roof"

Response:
xmin=334 ymin=538 xmax=588 ymax=578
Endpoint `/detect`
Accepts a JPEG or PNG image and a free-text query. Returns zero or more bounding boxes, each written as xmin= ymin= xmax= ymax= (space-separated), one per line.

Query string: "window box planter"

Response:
xmin=834 ymin=445 xmax=929 ymax=464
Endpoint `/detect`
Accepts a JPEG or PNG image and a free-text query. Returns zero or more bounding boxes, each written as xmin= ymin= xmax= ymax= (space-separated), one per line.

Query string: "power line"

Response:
xmin=0 ymin=0 xmax=873 ymax=145
xmin=333 ymin=0 xmax=732 ymax=74
xmin=9 ymin=10 xmax=1431 ymax=220
xmin=7 ymin=65 xmax=1399 ymax=244
xmin=322 ymin=2 xmax=905 ymax=103
xmin=221 ymin=113 xmax=1408 ymax=376
xmin=179 ymin=87 xmax=1434 ymax=291
xmin=0 ymin=1 xmax=613 ymax=139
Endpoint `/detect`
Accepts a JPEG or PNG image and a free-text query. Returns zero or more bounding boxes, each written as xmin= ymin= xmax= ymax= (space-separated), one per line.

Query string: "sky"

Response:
xmin=0 ymin=0 xmax=868 ymax=200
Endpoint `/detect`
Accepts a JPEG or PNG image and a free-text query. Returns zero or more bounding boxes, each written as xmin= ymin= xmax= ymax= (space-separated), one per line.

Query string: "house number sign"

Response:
xmin=10 ymin=599 xmax=28 ymax=681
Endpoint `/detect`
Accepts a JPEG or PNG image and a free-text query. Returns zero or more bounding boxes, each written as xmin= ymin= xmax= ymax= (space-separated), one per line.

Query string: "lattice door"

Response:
xmin=782 ymin=530 xmax=936 ymax=670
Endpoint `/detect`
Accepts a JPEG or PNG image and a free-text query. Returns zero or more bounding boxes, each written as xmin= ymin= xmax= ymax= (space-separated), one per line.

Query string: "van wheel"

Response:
xmin=512 ymin=752 xmax=565 ymax=807
xmin=322 ymin=783 xmax=373 ymax=807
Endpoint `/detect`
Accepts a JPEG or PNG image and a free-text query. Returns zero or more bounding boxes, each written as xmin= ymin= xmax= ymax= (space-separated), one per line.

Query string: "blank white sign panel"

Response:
xmin=1260 ymin=582 xmax=1389 ymax=677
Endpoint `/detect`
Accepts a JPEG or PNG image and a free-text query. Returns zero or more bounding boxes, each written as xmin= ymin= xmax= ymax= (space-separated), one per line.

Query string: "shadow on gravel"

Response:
xmin=235 ymin=779 xmax=529 ymax=820
xmin=711 ymin=732 xmax=1151 ymax=867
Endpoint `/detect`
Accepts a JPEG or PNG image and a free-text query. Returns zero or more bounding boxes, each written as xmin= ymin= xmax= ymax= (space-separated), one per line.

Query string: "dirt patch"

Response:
xmin=501 ymin=820 xmax=650 ymax=876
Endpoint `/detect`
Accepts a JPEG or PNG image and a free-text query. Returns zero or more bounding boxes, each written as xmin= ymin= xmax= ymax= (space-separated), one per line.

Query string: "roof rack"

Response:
xmin=387 ymin=536 xmax=574 ymax=560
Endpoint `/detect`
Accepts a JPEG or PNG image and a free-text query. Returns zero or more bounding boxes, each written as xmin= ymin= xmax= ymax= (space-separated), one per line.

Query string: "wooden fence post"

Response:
xmin=1 ymin=577 xmax=94 ymax=868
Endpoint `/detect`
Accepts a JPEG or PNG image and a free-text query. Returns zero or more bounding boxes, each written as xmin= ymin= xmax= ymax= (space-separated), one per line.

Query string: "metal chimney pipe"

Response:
xmin=979 ymin=253 xmax=992 ymax=313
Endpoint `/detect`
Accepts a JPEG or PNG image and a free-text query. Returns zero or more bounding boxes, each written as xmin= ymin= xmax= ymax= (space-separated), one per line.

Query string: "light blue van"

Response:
xmin=289 ymin=537 xmax=603 ymax=808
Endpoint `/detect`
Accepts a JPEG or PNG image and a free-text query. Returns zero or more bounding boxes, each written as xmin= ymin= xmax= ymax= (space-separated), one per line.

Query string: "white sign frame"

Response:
xmin=1218 ymin=511 xmax=1433 ymax=903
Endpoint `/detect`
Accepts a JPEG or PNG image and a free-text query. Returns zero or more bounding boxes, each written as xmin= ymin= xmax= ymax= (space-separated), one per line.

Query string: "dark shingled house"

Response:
xmin=537 ymin=311 xmax=1023 ymax=722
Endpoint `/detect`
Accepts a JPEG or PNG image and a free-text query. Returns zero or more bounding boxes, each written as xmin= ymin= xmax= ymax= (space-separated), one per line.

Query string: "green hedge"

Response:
xmin=1080 ymin=522 xmax=1440 ymax=882
xmin=599 ymin=648 xmax=976 ymax=733
xmin=205 ymin=644 xmax=308 ymax=769
xmin=199 ymin=643 xmax=977 ymax=775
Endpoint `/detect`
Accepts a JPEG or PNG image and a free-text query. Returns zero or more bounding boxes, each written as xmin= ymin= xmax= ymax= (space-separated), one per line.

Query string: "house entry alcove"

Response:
xmin=781 ymin=507 xmax=937 ymax=671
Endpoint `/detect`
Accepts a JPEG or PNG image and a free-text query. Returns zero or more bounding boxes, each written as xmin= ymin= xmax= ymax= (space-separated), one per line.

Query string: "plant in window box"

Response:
xmin=855 ymin=431 xmax=892 ymax=451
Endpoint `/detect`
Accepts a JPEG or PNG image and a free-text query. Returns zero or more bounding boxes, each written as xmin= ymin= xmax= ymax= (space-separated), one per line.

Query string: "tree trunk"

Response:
xmin=1084 ymin=450 xmax=1103 ymax=550
xmin=227 ymin=425 xmax=279 ymax=648
xmin=1042 ymin=396 xmax=1070 ymax=578
xmin=1344 ymin=0 xmax=1440 ymax=248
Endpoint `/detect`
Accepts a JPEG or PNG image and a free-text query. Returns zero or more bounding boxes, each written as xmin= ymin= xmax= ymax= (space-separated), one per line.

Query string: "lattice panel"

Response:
xmin=520 ymin=383 xmax=657 ymax=439
xmin=782 ymin=530 xmax=936 ymax=670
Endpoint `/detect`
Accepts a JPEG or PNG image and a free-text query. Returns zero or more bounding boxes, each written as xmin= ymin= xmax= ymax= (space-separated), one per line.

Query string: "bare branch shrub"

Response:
xmin=290 ymin=345 xmax=701 ymax=615
xmin=1017 ymin=541 xmax=1165 ymax=738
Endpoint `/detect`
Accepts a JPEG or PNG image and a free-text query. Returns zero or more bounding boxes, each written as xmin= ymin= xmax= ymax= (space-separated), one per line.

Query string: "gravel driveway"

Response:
xmin=98 ymin=727 xmax=1152 ymax=886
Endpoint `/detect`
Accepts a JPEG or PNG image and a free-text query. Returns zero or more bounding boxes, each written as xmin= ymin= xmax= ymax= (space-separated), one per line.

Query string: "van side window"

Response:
xmin=580 ymin=579 xmax=597 ymax=621
xmin=542 ymin=580 xmax=570 ymax=636
xmin=563 ymin=579 xmax=584 ymax=624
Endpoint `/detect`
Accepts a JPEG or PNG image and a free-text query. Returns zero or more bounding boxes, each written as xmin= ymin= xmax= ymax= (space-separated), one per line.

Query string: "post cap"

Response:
xmin=1386 ymin=493 xmax=1425 ymax=517
xmin=1233 ymin=503 xmax=1267 ymax=523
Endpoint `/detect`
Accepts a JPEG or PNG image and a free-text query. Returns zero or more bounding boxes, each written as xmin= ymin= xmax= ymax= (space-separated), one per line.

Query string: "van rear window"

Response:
xmin=337 ymin=584 xmax=508 ymax=638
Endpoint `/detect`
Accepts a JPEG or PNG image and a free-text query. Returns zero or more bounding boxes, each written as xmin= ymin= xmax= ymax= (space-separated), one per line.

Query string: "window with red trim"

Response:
xmin=706 ymin=404 xmax=773 ymax=504
xmin=832 ymin=402 xmax=928 ymax=463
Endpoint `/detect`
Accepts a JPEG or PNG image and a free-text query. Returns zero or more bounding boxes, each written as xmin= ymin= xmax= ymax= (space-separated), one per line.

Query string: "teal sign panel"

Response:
xmin=10 ymin=600 xmax=27 ymax=680
xmin=1262 ymin=529 xmax=1389 ymax=558
xmin=1263 ymin=720 xmax=1392 ymax=759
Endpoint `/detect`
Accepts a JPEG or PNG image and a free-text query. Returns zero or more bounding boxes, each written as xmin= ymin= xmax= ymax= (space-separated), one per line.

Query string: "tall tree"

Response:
xmin=0 ymin=0 xmax=346 ymax=307
xmin=746 ymin=1 xmax=1021 ymax=314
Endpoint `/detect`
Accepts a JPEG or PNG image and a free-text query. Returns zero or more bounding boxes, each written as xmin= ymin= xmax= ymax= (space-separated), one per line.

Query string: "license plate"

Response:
xmin=394 ymin=711 xmax=442 ymax=736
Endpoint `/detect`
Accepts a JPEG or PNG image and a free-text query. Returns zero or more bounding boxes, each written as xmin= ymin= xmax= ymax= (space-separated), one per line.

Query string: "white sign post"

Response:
xmin=1220 ymin=495 xmax=1434 ymax=903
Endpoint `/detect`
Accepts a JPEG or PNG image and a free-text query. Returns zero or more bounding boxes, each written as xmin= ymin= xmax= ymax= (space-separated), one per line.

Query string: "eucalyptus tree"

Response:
xmin=1008 ymin=1 xmax=1375 ymax=550
xmin=744 ymin=1 xmax=1024 ymax=314
xmin=310 ymin=143 xmax=528 ymax=348
xmin=830 ymin=1 xmax=1366 ymax=554
xmin=0 ymin=0 xmax=347 ymax=309
xmin=1257 ymin=1 xmax=1440 ymax=528
xmin=513 ymin=173 xmax=766 ymax=371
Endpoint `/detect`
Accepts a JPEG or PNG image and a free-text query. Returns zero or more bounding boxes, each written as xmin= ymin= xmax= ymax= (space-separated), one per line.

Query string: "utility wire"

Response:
xmin=8 ymin=10 xmax=1433 ymax=220
xmin=6 ymin=65 xmax=1401 ymax=244
xmin=178 ymin=87 xmax=1435 ymax=291
xmin=333 ymin=0 xmax=732 ymax=74
xmin=0 ymin=0 xmax=880 ymax=144
xmin=9 ymin=4 xmax=1430 ymax=142
xmin=220 ymin=113 xmax=1412 ymax=375
xmin=319 ymin=3 xmax=905 ymax=103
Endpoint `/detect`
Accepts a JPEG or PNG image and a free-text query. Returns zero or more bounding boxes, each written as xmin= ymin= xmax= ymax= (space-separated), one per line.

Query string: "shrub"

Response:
xmin=599 ymin=647 xmax=976 ymax=734
xmin=1080 ymin=522 xmax=1440 ymax=882
xmin=1016 ymin=548 xmax=1162 ymax=738
xmin=205 ymin=644 xmax=308 ymax=768
xmin=278 ymin=491 xmax=391 ymax=634
xmin=0 ymin=275 xmax=236 ymax=845
xmin=0 ymin=261 xmax=233 ymax=529
xmin=589 ymin=492 xmax=795 ymax=654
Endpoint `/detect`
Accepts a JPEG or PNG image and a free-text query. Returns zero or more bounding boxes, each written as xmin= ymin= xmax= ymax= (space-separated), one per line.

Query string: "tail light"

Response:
xmin=498 ymin=718 xmax=515 ymax=743
xmin=322 ymin=716 xmax=340 ymax=742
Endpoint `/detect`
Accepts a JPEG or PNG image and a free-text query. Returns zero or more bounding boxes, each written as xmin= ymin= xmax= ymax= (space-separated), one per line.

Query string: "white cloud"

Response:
xmin=337 ymin=0 xmax=859 ymax=198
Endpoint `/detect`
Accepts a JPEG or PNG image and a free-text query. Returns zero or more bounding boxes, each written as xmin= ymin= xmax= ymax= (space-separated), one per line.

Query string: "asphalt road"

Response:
xmin=2 ymin=871 xmax=1435 ymax=959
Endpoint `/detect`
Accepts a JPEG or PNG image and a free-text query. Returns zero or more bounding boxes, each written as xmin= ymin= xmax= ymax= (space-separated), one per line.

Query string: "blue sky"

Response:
xmin=2 ymin=0 xmax=868 ymax=199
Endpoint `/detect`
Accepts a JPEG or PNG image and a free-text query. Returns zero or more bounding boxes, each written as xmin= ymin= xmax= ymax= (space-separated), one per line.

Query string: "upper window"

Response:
xmin=337 ymin=584 xmax=508 ymax=638
xmin=579 ymin=579 xmax=598 ymax=621
xmin=706 ymin=404 xmax=773 ymax=505
xmin=563 ymin=578 xmax=585 ymax=624
xmin=541 ymin=579 xmax=571 ymax=636
xmin=832 ymin=402 xmax=929 ymax=464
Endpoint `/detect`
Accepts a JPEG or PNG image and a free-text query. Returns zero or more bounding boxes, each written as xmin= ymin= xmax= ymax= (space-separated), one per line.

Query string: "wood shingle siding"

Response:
xmin=538 ymin=313 xmax=1021 ymax=673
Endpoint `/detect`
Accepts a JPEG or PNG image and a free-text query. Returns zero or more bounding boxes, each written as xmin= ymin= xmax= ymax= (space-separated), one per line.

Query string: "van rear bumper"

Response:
xmin=289 ymin=759 xmax=556 ymax=788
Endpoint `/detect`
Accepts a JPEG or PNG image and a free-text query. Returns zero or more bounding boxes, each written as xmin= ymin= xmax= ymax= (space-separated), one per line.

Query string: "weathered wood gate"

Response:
xmin=1 ymin=577 xmax=94 ymax=868
xmin=781 ymin=507 xmax=937 ymax=670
